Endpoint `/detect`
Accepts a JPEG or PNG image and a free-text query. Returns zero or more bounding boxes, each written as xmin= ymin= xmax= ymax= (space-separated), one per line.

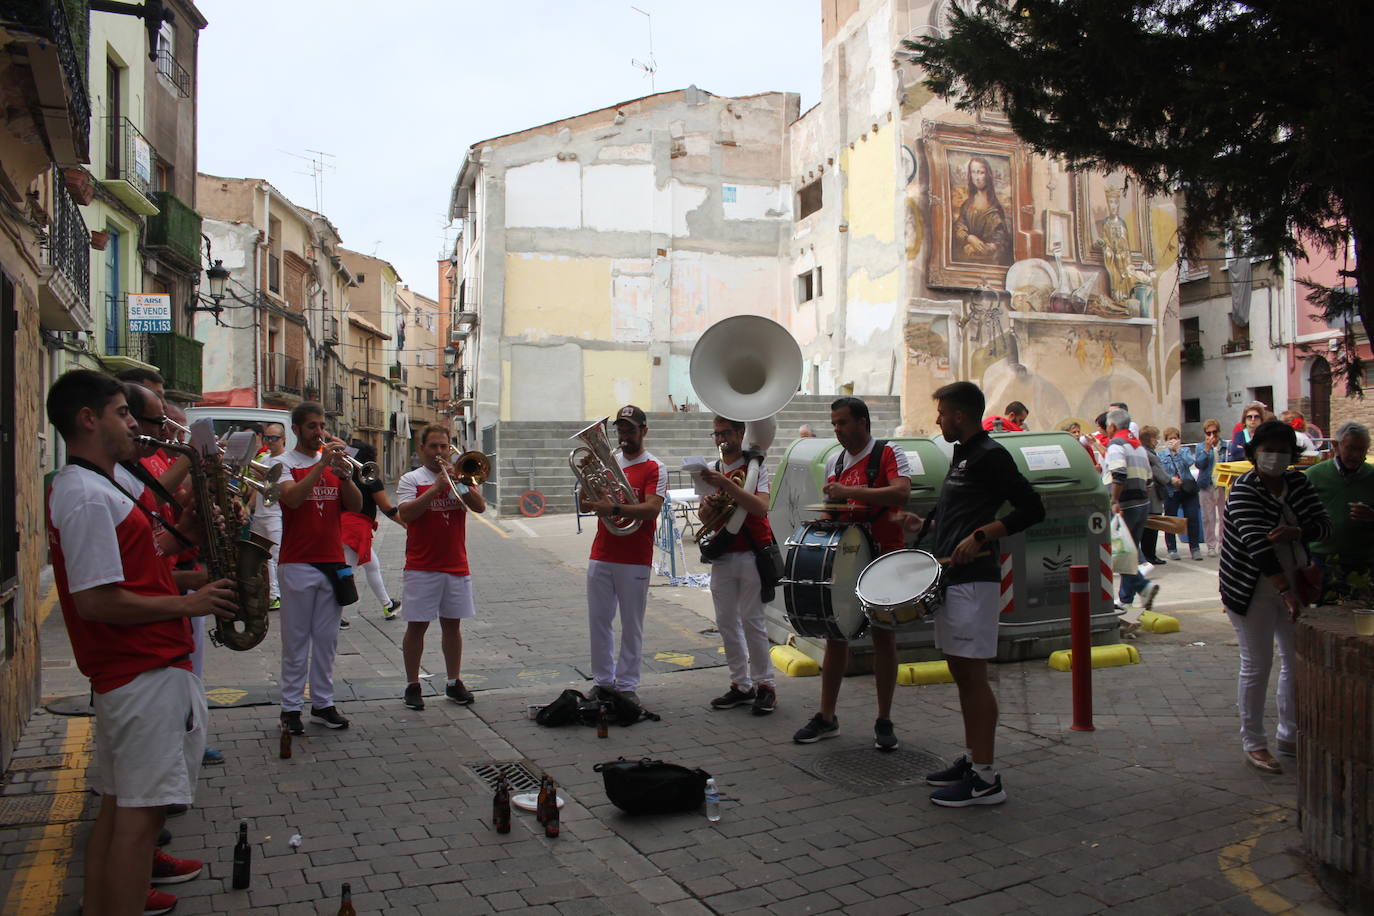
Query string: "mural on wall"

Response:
xmin=921 ymin=122 xmax=1036 ymax=290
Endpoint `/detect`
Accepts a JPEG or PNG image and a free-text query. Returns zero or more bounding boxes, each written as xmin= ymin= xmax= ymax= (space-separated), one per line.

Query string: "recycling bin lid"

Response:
xmin=990 ymin=431 xmax=1104 ymax=495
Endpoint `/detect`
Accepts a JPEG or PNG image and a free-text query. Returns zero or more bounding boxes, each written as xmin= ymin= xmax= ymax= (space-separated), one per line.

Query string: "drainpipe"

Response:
xmin=257 ymin=184 xmax=272 ymax=407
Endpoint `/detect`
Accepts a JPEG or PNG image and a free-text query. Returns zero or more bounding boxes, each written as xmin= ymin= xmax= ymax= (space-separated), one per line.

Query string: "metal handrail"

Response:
xmin=42 ymin=172 xmax=89 ymax=307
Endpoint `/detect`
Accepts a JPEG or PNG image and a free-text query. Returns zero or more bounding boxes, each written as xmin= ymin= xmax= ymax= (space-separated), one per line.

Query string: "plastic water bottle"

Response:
xmin=704 ymin=778 xmax=721 ymax=822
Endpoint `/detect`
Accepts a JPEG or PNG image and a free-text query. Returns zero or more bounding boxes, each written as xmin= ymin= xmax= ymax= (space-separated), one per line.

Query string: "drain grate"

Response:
xmin=0 ymin=791 xmax=89 ymax=827
xmin=469 ymin=761 xmax=541 ymax=793
xmin=798 ymin=747 xmax=947 ymax=792
xmin=6 ymin=755 xmax=65 ymax=773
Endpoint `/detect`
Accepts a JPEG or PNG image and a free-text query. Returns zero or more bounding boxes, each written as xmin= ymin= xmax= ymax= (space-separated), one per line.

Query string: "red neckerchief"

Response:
xmin=1110 ymin=429 xmax=1142 ymax=449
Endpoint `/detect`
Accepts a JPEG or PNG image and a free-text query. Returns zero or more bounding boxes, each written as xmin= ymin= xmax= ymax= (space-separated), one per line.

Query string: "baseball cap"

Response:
xmin=614 ymin=405 xmax=647 ymax=426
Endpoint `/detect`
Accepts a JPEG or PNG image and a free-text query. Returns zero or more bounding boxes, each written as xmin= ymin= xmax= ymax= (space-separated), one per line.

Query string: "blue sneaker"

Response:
xmin=201 ymin=747 xmax=225 ymax=765
xmin=930 ymin=771 xmax=1007 ymax=807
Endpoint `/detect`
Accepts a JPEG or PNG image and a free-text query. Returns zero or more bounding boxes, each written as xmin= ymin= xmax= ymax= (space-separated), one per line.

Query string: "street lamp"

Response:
xmin=442 ymin=344 xmax=457 ymax=378
xmin=206 ymin=260 xmax=229 ymax=301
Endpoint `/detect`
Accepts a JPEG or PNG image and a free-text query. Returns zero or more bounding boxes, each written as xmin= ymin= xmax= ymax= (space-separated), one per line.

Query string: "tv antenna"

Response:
xmin=630 ymin=5 xmax=656 ymax=93
xmin=281 ymin=148 xmax=336 ymax=212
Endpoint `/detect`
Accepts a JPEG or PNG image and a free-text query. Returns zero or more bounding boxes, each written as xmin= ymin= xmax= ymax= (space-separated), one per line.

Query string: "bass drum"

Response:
xmin=780 ymin=521 xmax=875 ymax=640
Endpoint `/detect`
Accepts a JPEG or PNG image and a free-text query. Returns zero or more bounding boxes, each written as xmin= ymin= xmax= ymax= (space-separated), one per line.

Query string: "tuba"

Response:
xmin=139 ymin=434 xmax=274 ymax=651
xmin=568 ymin=419 xmax=642 ymax=536
xmin=688 ymin=315 xmax=803 ymax=542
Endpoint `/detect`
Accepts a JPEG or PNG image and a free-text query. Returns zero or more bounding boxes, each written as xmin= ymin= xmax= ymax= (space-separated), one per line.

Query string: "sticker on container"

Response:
xmin=905 ymin=450 xmax=924 ymax=477
xmin=1087 ymin=512 xmax=1108 ymax=535
xmin=1019 ymin=444 xmax=1071 ymax=472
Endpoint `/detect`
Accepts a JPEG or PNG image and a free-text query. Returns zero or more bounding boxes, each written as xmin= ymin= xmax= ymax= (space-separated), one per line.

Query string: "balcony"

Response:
xmin=303 ymin=378 xmax=320 ymax=402
xmin=388 ymin=363 xmax=408 ymax=386
xmin=1222 ymin=339 xmax=1252 ymax=356
xmin=3 ymin=0 xmax=91 ymax=163
xmin=322 ymin=314 xmax=339 ymax=344
xmin=101 ymin=325 xmax=157 ymax=375
xmin=456 ymin=310 xmax=479 ymax=326
xmin=145 ymin=191 xmax=202 ymax=270
xmin=148 ymin=332 xmax=204 ymax=400
xmin=326 ymin=384 xmax=345 ymax=416
xmin=154 ymin=47 xmax=191 ymax=98
xmin=410 ymin=401 xmax=438 ymax=425
xmin=264 ymin=351 xmax=303 ymax=399
xmin=39 ymin=172 xmax=91 ymax=331
xmin=100 ymin=117 xmax=159 ymax=215
xmin=356 ymin=406 xmax=385 ymax=430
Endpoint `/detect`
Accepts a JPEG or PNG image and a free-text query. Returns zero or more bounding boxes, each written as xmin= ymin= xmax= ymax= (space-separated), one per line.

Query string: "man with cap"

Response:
xmin=577 ymin=406 xmax=667 ymax=708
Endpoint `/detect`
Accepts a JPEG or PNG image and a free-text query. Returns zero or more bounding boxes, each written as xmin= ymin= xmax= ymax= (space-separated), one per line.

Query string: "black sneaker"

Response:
xmin=710 ymin=685 xmax=756 ymax=710
xmin=310 ymin=705 xmax=349 ymax=729
xmin=751 ymin=684 xmax=777 ymax=716
xmin=280 ymin=710 xmax=305 ymax=736
xmin=874 ymin=718 xmax=899 ymax=752
xmin=445 ymin=681 xmax=474 ymax=705
xmin=926 ymin=754 xmax=972 ymax=786
xmin=403 ymin=683 xmax=425 ymax=710
xmin=163 ymin=803 xmax=188 ymax=817
xmin=338 ymin=617 xmax=351 ymax=630
xmin=930 ymin=771 xmax=1007 ymax=807
xmin=382 ymin=600 xmax=401 ymax=620
xmin=793 ymin=713 xmax=839 ymax=744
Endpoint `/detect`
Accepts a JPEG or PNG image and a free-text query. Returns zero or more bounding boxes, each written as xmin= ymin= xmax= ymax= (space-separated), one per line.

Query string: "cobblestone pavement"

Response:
xmin=0 ymin=507 xmax=1346 ymax=915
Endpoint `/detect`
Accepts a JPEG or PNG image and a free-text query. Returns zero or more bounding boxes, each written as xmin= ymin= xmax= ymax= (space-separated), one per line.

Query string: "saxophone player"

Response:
xmin=700 ymin=417 xmax=778 ymax=716
xmin=45 ymin=370 xmax=236 ymax=914
xmin=271 ymin=403 xmax=362 ymax=735
xmin=577 ymin=405 xmax=666 ymax=709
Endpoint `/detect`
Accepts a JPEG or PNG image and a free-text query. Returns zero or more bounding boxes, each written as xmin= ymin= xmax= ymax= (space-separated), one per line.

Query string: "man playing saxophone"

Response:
xmin=576 ymin=405 xmax=666 ymax=709
xmin=700 ymin=416 xmax=778 ymax=716
xmin=270 ymin=403 xmax=362 ymax=735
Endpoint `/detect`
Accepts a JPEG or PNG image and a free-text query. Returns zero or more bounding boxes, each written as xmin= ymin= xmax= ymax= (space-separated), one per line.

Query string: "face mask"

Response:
xmin=1255 ymin=452 xmax=1286 ymax=476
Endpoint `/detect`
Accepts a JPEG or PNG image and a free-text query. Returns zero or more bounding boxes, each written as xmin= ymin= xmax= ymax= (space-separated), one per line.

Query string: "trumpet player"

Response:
xmin=338 ymin=439 xmax=402 ymax=629
xmin=271 ymin=403 xmax=362 ymax=736
xmin=249 ymin=422 xmax=287 ymax=610
xmin=577 ymin=406 xmax=666 ymax=709
xmin=395 ymin=426 xmax=486 ymax=710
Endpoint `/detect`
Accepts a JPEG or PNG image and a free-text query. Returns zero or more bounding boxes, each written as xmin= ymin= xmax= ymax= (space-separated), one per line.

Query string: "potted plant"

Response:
xmin=1319 ymin=557 xmax=1374 ymax=633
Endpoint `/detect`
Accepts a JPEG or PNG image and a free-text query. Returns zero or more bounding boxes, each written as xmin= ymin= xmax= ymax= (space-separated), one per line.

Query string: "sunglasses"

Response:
xmin=136 ymin=414 xmax=168 ymax=427
xmin=1245 ymin=414 xmax=1261 ymax=419
xmin=263 ymin=435 xmax=283 ymax=442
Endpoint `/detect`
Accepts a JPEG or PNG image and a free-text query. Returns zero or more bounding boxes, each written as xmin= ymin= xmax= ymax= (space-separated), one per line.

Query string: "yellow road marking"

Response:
xmin=36 ymin=583 xmax=57 ymax=627
xmin=5 ymin=716 xmax=93 ymax=915
xmin=1217 ymin=807 xmax=1296 ymax=913
xmin=470 ymin=511 xmax=510 ymax=539
xmin=652 ymin=651 xmax=695 ymax=667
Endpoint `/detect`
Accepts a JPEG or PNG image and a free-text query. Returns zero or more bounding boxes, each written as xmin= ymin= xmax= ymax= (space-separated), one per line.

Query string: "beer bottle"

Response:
xmin=543 ymin=777 xmax=560 ymax=838
xmin=231 ymin=820 xmax=251 ymax=889
xmin=279 ymin=726 xmax=292 ymax=760
xmin=337 ymin=882 xmax=356 ymax=916
xmin=493 ymin=776 xmax=511 ymax=834
xmin=596 ymin=702 xmax=609 ymax=739
xmin=535 ymin=774 xmax=551 ymax=825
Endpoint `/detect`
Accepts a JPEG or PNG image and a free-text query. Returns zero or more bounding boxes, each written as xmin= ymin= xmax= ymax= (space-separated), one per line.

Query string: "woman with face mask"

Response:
xmin=1218 ymin=421 xmax=1330 ymax=774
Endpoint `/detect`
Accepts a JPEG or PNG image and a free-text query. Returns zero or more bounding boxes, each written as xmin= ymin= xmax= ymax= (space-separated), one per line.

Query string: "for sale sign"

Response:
xmin=128 ymin=293 xmax=171 ymax=332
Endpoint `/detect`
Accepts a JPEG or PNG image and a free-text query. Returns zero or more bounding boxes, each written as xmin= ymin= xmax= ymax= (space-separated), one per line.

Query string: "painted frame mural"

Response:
xmin=921 ymin=122 xmax=1035 ymax=290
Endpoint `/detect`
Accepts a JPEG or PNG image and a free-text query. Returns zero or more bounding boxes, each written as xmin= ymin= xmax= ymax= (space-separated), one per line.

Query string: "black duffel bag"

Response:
xmin=593 ymin=757 xmax=711 ymax=815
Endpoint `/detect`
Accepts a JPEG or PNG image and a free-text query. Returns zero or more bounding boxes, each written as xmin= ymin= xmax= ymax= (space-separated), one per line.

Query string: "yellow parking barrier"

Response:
xmin=1047 ymin=643 xmax=1140 ymax=671
xmin=1140 ymin=609 xmax=1181 ymax=633
xmin=770 ymin=644 xmax=820 ymax=677
xmin=897 ymin=661 xmax=954 ymax=686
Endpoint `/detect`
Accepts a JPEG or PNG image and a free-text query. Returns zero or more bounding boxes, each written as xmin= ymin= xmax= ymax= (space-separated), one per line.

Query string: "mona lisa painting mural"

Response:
xmin=921 ymin=122 xmax=1036 ymax=290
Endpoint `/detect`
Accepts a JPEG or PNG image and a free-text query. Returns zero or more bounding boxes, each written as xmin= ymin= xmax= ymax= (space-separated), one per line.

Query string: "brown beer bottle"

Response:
xmin=596 ymin=702 xmax=609 ymax=738
xmin=279 ymin=726 xmax=292 ymax=760
xmin=493 ymin=776 xmax=511 ymax=834
xmin=543 ymin=777 xmax=560 ymax=838
xmin=337 ymin=882 xmax=356 ymax=916
xmin=535 ymin=774 xmax=551 ymax=825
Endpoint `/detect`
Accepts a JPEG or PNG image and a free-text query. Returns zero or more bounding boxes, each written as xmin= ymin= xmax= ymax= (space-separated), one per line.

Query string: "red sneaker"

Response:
xmin=144 ymin=886 xmax=177 ymax=915
xmin=150 ymin=848 xmax=202 ymax=884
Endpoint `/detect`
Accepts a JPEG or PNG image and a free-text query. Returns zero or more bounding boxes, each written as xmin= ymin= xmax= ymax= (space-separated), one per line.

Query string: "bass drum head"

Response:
xmin=856 ymin=550 xmax=941 ymax=608
xmin=827 ymin=525 xmax=874 ymax=638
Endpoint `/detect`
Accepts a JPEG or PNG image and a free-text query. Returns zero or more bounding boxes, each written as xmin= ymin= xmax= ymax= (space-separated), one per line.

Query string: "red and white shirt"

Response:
xmin=589 ymin=450 xmax=667 ymax=567
xmin=825 ymin=440 xmax=912 ymax=554
xmin=714 ymin=455 xmax=774 ymax=552
xmin=396 ymin=466 xmax=471 ymax=575
xmin=46 ymin=464 xmax=190 ymax=694
xmin=270 ymin=449 xmax=345 ymax=564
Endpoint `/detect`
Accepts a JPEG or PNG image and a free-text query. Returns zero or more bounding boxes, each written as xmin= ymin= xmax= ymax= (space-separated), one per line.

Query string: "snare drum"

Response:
xmin=855 ymin=549 xmax=943 ymax=629
xmin=780 ymin=521 xmax=875 ymax=640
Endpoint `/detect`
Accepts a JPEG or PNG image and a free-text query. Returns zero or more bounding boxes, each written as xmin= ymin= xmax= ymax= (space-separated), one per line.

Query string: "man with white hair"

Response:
xmin=1305 ymin=421 xmax=1374 ymax=594
xmin=1105 ymin=406 xmax=1159 ymax=628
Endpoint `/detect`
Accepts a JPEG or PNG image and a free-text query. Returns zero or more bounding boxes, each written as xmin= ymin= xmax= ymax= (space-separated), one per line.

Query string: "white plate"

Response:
xmin=512 ymin=792 xmax=564 ymax=812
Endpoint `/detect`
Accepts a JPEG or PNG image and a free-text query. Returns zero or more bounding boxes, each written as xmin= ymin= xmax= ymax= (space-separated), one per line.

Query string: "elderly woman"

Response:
xmin=1219 ymin=421 xmax=1331 ymax=774
xmin=1196 ymin=418 xmax=1226 ymax=555
xmin=1138 ymin=426 xmax=1171 ymax=565
xmin=1229 ymin=401 xmax=1268 ymax=459
xmin=1159 ymin=427 xmax=1203 ymax=560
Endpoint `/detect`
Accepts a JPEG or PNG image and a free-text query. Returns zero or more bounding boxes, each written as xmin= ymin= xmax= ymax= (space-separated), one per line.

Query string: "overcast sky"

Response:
xmin=196 ymin=1 xmax=821 ymax=300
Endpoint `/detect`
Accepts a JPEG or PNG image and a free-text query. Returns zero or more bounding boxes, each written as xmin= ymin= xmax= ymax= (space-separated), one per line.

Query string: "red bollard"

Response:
xmin=1069 ymin=564 xmax=1094 ymax=732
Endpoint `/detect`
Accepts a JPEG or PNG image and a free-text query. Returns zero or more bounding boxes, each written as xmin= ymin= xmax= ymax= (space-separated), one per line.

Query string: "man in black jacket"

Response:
xmin=902 ymin=382 xmax=1044 ymax=807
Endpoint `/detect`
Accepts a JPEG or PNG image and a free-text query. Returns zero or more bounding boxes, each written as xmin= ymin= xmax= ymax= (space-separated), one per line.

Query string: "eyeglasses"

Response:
xmin=1245 ymin=414 xmax=1261 ymax=420
xmin=136 ymin=414 xmax=168 ymax=427
xmin=711 ymin=430 xmax=738 ymax=439
xmin=263 ymin=435 xmax=283 ymax=442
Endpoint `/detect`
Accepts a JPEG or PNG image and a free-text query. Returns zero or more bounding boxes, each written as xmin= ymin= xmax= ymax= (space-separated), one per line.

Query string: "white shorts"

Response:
xmin=934 ymin=581 xmax=1001 ymax=660
xmin=91 ymin=666 xmax=206 ymax=808
xmin=402 ymin=570 xmax=475 ymax=622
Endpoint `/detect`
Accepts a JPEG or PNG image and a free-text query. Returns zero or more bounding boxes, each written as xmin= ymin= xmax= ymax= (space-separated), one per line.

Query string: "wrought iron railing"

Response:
xmin=103 ymin=319 xmax=153 ymax=364
xmin=4 ymin=0 xmax=91 ymax=161
xmin=1222 ymin=339 xmax=1252 ymax=355
xmin=358 ymin=406 xmax=385 ymax=429
xmin=322 ymin=314 xmax=339 ymax=343
xmin=41 ymin=171 xmax=89 ymax=312
xmin=328 ymin=384 xmax=345 ymax=415
xmin=104 ymin=116 xmax=156 ymax=203
xmin=265 ymin=351 xmax=302 ymax=395
xmin=154 ymin=47 xmax=191 ymax=98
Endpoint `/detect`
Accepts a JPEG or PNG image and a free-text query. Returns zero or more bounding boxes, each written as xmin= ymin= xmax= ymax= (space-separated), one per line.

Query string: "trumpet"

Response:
xmin=324 ymin=436 xmax=381 ymax=486
xmin=230 ymin=473 xmax=280 ymax=507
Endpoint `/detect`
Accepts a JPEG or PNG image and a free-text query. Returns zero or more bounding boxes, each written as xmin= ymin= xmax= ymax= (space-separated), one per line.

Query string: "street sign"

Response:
xmin=127 ymin=293 xmax=171 ymax=333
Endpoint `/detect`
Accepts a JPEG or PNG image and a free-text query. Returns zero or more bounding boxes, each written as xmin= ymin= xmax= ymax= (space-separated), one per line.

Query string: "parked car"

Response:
xmin=184 ymin=407 xmax=297 ymax=452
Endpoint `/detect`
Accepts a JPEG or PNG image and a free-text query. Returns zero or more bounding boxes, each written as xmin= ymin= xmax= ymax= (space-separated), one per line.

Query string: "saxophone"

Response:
xmin=137 ymin=435 xmax=275 ymax=651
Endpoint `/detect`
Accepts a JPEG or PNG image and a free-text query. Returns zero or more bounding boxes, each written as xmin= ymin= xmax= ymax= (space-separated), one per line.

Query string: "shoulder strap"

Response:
xmin=867 ymin=440 xmax=888 ymax=488
xmin=67 ymin=458 xmax=196 ymax=550
xmin=121 ymin=459 xmax=179 ymax=509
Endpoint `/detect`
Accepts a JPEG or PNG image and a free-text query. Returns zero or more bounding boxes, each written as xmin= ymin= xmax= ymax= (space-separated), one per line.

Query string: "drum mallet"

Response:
xmin=1069 ymin=564 xmax=1095 ymax=732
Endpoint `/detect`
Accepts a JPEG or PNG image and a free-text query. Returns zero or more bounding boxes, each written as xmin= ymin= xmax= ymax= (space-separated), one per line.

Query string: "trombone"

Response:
xmin=434 ymin=447 xmax=492 ymax=494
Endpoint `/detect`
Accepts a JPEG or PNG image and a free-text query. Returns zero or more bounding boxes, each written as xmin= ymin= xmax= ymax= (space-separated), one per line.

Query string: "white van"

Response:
xmin=184 ymin=406 xmax=297 ymax=452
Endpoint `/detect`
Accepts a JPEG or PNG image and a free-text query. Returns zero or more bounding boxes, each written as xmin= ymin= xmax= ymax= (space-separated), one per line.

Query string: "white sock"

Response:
xmin=974 ymin=762 xmax=996 ymax=780
xmin=447 ymin=678 xmax=458 ymax=687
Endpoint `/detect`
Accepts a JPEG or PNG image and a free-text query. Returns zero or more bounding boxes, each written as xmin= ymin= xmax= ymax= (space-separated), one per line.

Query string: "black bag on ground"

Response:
xmin=593 ymin=757 xmax=711 ymax=815
xmin=536 ymin=689 xmax=586 ymax=727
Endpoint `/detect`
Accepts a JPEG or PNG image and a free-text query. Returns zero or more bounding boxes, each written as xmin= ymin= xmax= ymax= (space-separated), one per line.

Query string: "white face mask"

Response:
xmin=1255 ymin=452 xmax=1287 ymax=476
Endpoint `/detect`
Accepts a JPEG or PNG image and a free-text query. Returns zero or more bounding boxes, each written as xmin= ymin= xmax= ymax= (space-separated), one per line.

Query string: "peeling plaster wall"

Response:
xmin=194 ymin=218 xmax=261 ymax=395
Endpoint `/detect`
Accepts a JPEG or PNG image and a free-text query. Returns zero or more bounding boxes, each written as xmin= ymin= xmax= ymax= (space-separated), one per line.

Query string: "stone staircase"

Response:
xmin=486 ymin=395 xmax=902 ymax=516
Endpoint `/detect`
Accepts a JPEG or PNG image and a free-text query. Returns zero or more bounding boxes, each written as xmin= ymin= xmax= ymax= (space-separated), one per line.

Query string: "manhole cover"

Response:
xmin=6 ymin=755 xmax=65 ymax=773
xmin=800 ymin=747 xmax=947 ymax=792
xmin=469 ymin=761 xmax=541 ymax=793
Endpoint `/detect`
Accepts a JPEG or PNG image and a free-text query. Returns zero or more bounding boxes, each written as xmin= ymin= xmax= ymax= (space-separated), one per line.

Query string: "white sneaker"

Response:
xmin=1207 ymin=545 xmax=1217 ymax=556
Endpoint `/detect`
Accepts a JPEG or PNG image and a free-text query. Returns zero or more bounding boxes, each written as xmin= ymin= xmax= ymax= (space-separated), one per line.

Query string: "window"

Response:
xmin=105 ymin=58 xmax=122 ymax=180
xmin=797 ymin=267 xmax=822 ymax=304
xmin=1251 ymin=386 xmax=1273 ymax=411
xmin=155 ymin=159 xmax=172 ymax=193
xmin=1183 ymin=399 xmax=1201 ymax=424
xmin=156 ymin=20 xmax=175 ymax=73
xmin=267 ymin=217 xmax=282 ymax=294
xmin=1224 ymin=313 xmax=1250 ymax=353
xmin=797 ymin=179 xmax=822 ymax=219
xmin=1181 ymin=317 xmax=1200 ymax=345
